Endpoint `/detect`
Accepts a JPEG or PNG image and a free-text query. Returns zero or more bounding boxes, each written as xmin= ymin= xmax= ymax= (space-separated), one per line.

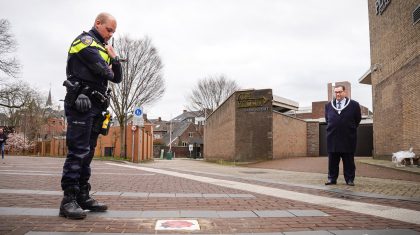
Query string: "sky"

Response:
xmin=0 ymin=0 xmax=372 ymax=120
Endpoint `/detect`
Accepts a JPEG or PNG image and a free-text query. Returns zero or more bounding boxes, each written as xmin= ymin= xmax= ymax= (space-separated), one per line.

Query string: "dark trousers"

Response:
xmin=61 ymin=104 xmax=102 ymax=191
xmin=327 ymin=152 xmax=356 ymax=183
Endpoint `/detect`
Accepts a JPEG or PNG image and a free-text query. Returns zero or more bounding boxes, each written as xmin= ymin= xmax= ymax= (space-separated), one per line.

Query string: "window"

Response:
xmin=189 ymin=132 xmax=193 ymax=137
xmin=413 ymin=4 xmax=420 ymax=25
xmin=104 ymin=147 xmax=114 ymax=156
xmin=182 ymin=142 xmax=188 ymax=146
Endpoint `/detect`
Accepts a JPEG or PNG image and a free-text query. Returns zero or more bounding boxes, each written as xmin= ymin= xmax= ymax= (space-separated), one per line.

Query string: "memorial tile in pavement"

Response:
xmin=254 ymin=210 xmax=296 ymax=217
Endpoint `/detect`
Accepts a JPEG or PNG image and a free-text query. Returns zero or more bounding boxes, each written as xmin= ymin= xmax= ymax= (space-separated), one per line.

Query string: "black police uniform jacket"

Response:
xmin=66 ymin=27 xmax=122 ymax=94
xmin=324 ymin=98 xmax=362 ymax=154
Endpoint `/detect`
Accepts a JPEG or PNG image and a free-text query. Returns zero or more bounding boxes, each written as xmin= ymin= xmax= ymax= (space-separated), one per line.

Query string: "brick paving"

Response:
xmin=0 ymin=156 xmax=419 ymax=234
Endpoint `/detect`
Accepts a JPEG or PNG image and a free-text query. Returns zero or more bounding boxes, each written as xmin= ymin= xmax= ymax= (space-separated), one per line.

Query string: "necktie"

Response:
xmin=337 ymin=101 xmax=341 ymax=109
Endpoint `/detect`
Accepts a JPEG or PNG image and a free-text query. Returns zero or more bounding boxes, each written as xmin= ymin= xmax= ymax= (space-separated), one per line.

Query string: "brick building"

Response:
xmin=151 ymin=110 xmax=204 ymax=158
xmin=359 ymin=0 xmax=419 ymax=158
xmin=204 ymin=89 xmax=306 ymax=162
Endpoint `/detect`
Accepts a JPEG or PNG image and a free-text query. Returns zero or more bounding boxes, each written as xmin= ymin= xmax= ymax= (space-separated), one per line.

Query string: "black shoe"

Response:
xmin=59 ymin=187 xmax=87 ymax=219
xmin=346 ymin=181 xmax=355 ymax=186
xmin=325 ymin=180 xmax=337 ymax=185
xmin=78 ymin=197 xmax=108 ymax=212
xmin=78 ymin=183 xmax=108 ymax=212
xmin=59 ymin=200 xmax=87 ymax=219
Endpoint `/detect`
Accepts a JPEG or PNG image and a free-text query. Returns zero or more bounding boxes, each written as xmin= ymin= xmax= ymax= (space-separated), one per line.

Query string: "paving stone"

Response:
xmin=253 ymin=210 xmax=296 ymax=218
xmin=141 ymin=210 xmax=180 ymax=218
xmin=179 ymin=210 xmax=219 ymax=218
xmin=149 ymin=193 xmax=176 ymax=197
xmin=121 ymin=192 xmax=149 ymax=197
xmin=284 ymin=231 xmax=333 ymax=235
xmin=90 ymin=210 xmax=142 ymax=218
xmin=203 ymin=193 xmax=229 ymax=198
xmin=288 ymin=210 xmax=329 ymax=217
xmin=228 ymin=193 xmax=255 ymax=198
xmin=92 ymin=191 xmax=122 ymax=196
xmin=329 ymin=229 xmax=420 ymax=235
xmin=175 ymin=193 xmax=203 ymax=197
xmin=0 ymin=207 xmax=27 ymax=215
xmin=36 ymin=190 xmax=61 ymax=195
xmin=0 ymin=189 xmax=39 ymax=194
xmin=23 ymin=208 xmax=58 ymax=216
xmin=217 ymin=210 xmax=258 ymax=218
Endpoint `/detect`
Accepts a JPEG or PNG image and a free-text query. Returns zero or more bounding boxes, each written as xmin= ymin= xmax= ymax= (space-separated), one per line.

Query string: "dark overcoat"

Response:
xmin=325 ymin=98 xmax=361 ymax=153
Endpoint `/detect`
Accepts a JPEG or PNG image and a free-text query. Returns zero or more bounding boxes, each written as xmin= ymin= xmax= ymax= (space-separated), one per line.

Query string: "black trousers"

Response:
xmin=61 ymin=104 xmax=102 ymax=191
xmin=327 ymin=152 xmax=355 ymax=183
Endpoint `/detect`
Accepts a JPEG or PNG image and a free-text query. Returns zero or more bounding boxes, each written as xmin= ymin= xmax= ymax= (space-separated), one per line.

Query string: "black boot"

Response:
xmin=77 ymin=183 xmax=108 ymax=212
xmin=59 ymin=186 xmax=87 ymax=219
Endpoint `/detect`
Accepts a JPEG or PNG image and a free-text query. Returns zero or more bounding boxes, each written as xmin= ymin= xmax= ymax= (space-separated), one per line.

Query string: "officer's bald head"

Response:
xmin=94 ymin=12 xmax=117 ymax=42
xmin=95 ymin=12 xmax=115 ymax=25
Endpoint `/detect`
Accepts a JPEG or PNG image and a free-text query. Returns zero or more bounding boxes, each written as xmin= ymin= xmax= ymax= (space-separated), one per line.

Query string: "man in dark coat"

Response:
xmin=324 ymin=85 xmax=361 ymax=186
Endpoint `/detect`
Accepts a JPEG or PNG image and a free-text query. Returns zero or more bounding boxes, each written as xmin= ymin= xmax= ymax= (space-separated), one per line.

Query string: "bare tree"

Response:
xmin=0 ymin=19 xmax=20 ymax=78
xmin=0 ymin=78 xmax=48 ymax=143
xmin=110 ymin=35 xmax=165 ymax=157
xmin=0 ymin=78 xmax=32 ymax=112
xmin=187 ymin=75 xmax=239 ymax=112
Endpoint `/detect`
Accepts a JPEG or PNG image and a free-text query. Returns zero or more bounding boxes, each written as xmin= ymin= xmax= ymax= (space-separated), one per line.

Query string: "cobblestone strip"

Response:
xmin=159 ymin=167 xmax=420 ymax=211
xmin=107 ymin=163 xmax=420 ymax=225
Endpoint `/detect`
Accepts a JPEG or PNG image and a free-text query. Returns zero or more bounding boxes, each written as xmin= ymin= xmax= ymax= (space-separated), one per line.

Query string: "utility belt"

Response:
xmin=63 ymin=78 xmax=112 ymax=136
xmin=63 ymin=79 xmax=110 ymax=110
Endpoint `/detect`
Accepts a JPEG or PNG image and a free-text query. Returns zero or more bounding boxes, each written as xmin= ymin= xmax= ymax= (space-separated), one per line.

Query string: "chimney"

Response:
xmin=183 ymin=110 xmax=187 ymax=113
xmin=143 ymin=113 xmax=147 ymax=121
xmin=158 ymin=117 xmax=161 ymax=122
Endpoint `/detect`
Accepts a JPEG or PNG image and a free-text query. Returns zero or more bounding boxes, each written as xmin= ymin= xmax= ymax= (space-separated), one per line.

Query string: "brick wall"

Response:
xmin=368 ymin=0 xmax=420 ymax=158
xmin=306 ymin=121 xmax=319 ymax=157
xmin=272 ymin=112 xmax=307 ymax=159
xmin=311 ymin=101 xmax=328 ymax=119
xmin=235 ymin=89 xmax=273 ymax=161
xmin=204 ymin=93 xmax=236 ymax=161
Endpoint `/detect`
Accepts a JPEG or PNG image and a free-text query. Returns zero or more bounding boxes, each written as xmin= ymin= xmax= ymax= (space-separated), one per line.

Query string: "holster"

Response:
xmin=63 ymin=80 xmax=81 ymax=107
xmin=92 ymin=111 xmax=112 ymax=136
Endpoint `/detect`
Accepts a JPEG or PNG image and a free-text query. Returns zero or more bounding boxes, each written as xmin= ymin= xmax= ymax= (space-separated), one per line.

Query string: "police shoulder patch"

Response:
xmin=80 ymin=35 xmax=93 ymax=46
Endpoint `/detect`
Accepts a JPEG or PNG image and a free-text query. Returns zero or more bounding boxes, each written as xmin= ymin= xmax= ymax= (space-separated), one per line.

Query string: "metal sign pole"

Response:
xmin=131 ymin=127 xmax=135 ymax=163
xmin=137 ymin=128 xmax=143 ymax=162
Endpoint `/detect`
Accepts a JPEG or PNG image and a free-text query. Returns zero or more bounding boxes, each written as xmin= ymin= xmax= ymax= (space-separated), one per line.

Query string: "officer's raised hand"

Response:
xmin=105 ymin=44 xmax=117 ymax=59
xmin=75 ymin=94 xmax=91 ymax=113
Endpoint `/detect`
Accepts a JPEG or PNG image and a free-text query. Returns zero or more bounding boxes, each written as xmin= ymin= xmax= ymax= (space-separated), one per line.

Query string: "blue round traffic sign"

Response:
xmin=134 ymin=108 xmax=142 ymax=116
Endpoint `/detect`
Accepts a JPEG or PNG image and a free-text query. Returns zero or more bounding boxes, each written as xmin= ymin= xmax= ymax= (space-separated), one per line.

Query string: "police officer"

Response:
xmin=60 ymin=12 xmax=122 ymax=219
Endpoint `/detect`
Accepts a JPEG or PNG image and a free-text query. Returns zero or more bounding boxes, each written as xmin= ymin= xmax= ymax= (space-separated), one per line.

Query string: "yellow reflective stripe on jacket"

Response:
xmin=68 ymin=39 xmax=111 ymax=64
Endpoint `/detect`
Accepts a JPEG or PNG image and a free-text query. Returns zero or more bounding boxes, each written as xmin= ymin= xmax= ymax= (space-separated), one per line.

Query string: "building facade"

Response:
xmin=360 ymin=0 xmax=419 ymax=158
xmin=204 ymin=89 xmax=307 ymax=162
